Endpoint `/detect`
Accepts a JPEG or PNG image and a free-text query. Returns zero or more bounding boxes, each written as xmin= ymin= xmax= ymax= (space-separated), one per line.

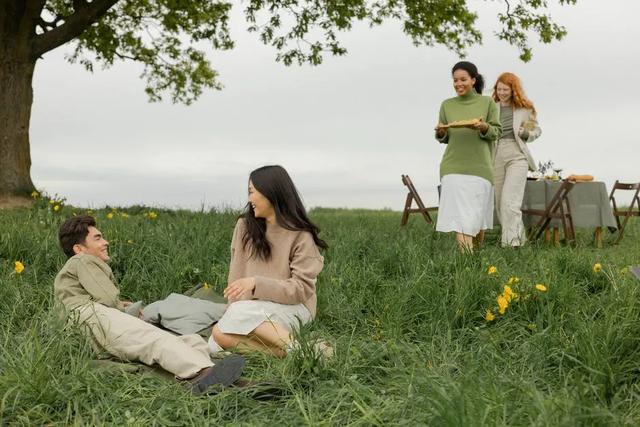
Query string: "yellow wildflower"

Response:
xmin=203 ymin=282 xmax=210 ymax=289
xmin=497 ymin=295 xmax=508 ymax=315
xmin=507 ymin=277 xmax=520 ymax=285
xmin=620 ymin=267 xmax=629 ymax=276
xmin=49 ymin=200 xmax=55 ymax=205
xmin=502 ymin=285 xmax=518 ymax=303
xmin=487 ymin=266 xmax=498 ymax=275
xmin=107 ymin=212 xmax=114 ymax=220
xmin=503 ymin=285 xmax=513 ymax=300
xmin=30 ymin=190 xmax=39 ymax=199
xmin=53 ymin=205 xmax=60 ymax=212
xmin=148 ymin=211 xmax=158 ymax=220
xmin=14 ymin=261 xmax=25 ymax=274
xmin=485 ymin=310 xmax=495 ymax=322
xmin=535 ymin=284 xmax=547 ymax=292
xmin=593 ymin=263 xmax=602 ymax=273
xmin=527 ymin=323 xmax=537 ymax=331
xmin=121 ymin=213 xmax=129 ymax=218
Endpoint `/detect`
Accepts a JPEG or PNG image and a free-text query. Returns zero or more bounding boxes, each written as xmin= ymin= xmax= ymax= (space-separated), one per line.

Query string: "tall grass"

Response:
xmin=1 ymin=202 xmax=639 ymax=425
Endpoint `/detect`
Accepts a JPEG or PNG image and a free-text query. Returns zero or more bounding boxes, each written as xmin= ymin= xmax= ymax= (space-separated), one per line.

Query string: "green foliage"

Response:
xmin=1 ymin=203 xmax=639 ymax=424
xmin=38 ymin=0 xmax=577 ymax=104
xmin=496 ymin=0 xmax=578 ymax=62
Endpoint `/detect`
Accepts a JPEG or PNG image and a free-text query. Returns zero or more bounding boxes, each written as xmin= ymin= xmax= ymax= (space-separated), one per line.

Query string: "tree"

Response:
xmin=0 ymin=0 xmax=576 ymax=197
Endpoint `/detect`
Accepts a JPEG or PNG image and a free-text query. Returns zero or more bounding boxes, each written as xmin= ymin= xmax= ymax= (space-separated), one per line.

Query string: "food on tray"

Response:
xmin=444 ymin=118 xmax=481 ymax=128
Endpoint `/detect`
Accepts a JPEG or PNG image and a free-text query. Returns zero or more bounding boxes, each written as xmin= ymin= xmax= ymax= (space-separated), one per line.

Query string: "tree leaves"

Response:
xmin=38 ymin=0 xmax=577 ymax=103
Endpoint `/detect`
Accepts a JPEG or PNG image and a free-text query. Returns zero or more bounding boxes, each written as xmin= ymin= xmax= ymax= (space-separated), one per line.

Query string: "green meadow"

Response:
xmin=1 ymin=199 xmax=639 ymax=425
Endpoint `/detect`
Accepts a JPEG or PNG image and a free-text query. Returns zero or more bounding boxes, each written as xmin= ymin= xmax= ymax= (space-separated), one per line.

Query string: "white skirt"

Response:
xmin=436 ymin=174 xmax=494 ymax=236
xmin=216 ymin=300 xmax=312 ymax=336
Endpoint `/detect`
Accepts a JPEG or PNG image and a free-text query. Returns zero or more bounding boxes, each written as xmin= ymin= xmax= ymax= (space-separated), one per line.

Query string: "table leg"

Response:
xmin=595 ymin=226 xmax=603 ymax=248
xmin=553 ymin=228 xmax=560 ymax=247
xmin=544 ymin=229 xmax=551 ymax=243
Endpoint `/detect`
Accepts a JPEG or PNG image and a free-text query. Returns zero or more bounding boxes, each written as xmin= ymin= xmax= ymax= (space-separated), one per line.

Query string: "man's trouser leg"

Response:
xmin=75 ymin=303 xmax=212 ymax=378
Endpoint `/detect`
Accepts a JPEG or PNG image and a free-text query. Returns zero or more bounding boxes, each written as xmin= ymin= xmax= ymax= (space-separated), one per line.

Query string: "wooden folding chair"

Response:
xmin=400 ymin=174 xmax=438 ymax=226
xmin=521 ymin=180 xmax=576 ymax=243
xmin=609 ymin=180 xmax=640 ymax=243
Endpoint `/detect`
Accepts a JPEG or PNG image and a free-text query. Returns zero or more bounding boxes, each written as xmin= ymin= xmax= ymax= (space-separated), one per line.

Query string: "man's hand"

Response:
xmin=223 ymin=277 xmax=256 ymax=302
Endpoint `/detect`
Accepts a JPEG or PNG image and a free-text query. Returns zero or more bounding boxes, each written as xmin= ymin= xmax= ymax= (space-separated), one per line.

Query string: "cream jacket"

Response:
xmin=495 ymin=105 xmax=542 ymax=171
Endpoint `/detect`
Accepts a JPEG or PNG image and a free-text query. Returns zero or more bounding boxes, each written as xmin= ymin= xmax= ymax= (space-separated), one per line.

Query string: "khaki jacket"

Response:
xmin=54 ymin=253 xmax=125 ymax=311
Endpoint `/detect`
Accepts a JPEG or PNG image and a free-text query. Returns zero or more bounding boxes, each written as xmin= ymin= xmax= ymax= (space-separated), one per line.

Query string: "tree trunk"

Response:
xmin=0 ymin=41 xmax=36 ymax=197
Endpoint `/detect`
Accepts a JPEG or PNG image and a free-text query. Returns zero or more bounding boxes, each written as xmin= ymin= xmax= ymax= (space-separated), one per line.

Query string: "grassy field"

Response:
xmin=1 ymin=199 xmax=640 ymax=425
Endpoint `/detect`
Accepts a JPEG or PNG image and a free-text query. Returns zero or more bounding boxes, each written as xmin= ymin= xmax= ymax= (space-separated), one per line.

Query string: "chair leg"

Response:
xmin=400 ymin=193 xmax=412 ymax=226
xmin=616 ymin=213 xmax=632 ymax=244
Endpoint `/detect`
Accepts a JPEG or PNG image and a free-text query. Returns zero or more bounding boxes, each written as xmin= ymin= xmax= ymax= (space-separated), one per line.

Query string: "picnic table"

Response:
xmin=521 ymin=180 xmax=617 ymax=247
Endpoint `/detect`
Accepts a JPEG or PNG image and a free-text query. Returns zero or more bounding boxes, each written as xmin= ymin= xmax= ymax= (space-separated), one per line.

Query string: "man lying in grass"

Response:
xmin=53 ymin=215 xmax=244 ymax=395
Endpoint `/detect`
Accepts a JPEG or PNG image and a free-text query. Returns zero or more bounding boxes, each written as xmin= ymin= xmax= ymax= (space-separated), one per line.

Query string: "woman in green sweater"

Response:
xmin=434 ymin=61 xmax=502 ymax=252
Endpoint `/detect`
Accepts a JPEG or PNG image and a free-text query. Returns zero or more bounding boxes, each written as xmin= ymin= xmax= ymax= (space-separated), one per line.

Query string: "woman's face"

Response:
xmin=453 ymin=69 xmax=476 ymax=96
xmin=248 ymin=180 xmax=275 ymax=220
xmin=496 ymin=81 xmax=512 ymax=104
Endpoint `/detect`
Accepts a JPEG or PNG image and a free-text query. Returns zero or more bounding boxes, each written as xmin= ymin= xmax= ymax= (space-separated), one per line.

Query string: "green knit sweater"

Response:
xmin=436 ymin=90 xmax=502 ymax=184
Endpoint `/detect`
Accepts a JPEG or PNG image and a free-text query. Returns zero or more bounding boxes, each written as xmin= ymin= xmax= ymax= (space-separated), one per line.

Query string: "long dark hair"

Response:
xmin=241 ymin=165 xmax=328 ymax=260
xmin=452 ymin=61 xmax=485 ymax=94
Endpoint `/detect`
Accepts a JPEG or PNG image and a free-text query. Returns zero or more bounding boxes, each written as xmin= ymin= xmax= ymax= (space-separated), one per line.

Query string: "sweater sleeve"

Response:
xmin=76 ymin=256 xmax=123 ymax=310
xmin=227 ymin=219 xmax=245 ymax=285
xmin=479 ymin=99 xmax=502 ymax=141
xmin=435 ymin=102 xmax=449 ymax=144
xmin=252 ymin=233 xmax=324 ymax=305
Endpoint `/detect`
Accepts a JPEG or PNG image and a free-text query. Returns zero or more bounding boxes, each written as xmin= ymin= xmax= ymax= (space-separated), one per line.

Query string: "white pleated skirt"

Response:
xmin=216 ymin=300 xmax=312 ymax=336
xmin=436 ymin=174 xmax=494 ymax=236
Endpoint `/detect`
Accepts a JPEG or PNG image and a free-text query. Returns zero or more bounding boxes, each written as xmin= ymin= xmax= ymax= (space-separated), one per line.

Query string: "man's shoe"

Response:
xmin=189 ymin=354 xmax=245 ymax=395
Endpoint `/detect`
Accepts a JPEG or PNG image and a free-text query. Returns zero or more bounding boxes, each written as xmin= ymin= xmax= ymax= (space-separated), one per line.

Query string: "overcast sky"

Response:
xmin=30 ymin=0 xmax=639 ymax=210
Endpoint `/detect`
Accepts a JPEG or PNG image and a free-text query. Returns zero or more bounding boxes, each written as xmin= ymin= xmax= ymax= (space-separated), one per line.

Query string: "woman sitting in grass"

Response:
xmin=209 ymin=165 xmax=328 ymax=357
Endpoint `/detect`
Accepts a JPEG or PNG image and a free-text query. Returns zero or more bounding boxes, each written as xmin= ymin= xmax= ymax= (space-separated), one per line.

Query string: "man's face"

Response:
xmin=74 ymin=226 xmax=110 ymax=262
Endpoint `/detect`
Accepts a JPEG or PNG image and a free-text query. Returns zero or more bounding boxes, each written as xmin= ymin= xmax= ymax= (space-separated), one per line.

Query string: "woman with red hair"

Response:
xmin=491 ymin=72 xmax=542 ymax=247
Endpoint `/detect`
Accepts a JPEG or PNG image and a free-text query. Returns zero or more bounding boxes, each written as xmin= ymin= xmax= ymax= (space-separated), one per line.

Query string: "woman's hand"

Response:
xmin=435 ymin=123 xmax=448 ymax=138
xmin=224 ymin=277 xmax=256 ymax=302
xmin=471 ymin=119 xmax=489 ymax=134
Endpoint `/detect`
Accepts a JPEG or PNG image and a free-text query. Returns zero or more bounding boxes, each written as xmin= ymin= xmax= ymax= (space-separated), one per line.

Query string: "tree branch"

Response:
xmin=30 ymin=0 xmax=119 ymax=59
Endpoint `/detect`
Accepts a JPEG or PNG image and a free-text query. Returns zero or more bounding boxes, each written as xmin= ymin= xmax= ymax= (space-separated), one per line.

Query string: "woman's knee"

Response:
xmin=211 ymin=326 xmax=234 ymax=349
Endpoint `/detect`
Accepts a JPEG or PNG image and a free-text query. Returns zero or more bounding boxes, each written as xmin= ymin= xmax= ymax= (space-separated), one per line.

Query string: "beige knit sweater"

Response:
xmin=228 ymin=219 xmax=324 ymax=317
